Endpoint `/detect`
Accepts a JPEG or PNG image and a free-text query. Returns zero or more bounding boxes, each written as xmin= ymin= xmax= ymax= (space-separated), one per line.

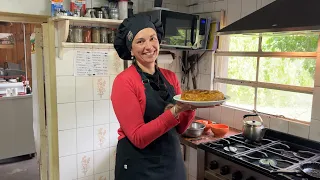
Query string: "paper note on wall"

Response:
xmin=75 ymin=50 xmax=108 ymax=76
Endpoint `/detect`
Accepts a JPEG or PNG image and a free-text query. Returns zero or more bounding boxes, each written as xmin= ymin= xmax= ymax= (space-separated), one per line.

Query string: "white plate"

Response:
xmin=173 ymin=94 xmax=230 ymax=107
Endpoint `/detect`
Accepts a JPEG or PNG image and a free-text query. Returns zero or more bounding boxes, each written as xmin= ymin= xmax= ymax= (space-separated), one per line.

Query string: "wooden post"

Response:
xmin=42 ymin=21 xmax=60 ymax=180
xmin=34 ymin=26 xmax=48 ymax=180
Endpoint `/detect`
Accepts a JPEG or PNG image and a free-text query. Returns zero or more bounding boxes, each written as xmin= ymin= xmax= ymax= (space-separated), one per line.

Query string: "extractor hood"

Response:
xmin=217 ymin=0 xmax=320 ymax=35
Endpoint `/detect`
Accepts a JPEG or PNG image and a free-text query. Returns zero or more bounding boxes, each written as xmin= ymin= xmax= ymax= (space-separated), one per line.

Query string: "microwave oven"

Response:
xmin=140 ymin=9 xmax=208 ymax=49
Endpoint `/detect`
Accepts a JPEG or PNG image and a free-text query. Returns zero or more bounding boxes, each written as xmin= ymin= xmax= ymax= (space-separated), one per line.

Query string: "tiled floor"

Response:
xmin=0 ymin=155 xmax=39 ymax=180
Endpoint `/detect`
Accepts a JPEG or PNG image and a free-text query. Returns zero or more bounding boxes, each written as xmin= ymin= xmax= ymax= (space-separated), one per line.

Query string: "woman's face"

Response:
xmin=131 ymin=28 xmax=159 ymax=65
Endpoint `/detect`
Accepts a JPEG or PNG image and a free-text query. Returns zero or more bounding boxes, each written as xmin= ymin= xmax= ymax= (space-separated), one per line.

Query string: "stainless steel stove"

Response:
xmin=197 ymin=129 xmax=320 ymax=180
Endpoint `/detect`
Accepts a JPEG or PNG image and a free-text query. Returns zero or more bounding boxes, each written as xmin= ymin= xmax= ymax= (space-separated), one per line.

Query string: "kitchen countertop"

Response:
xmin=179 ymin=127 xmax=241 ymax=149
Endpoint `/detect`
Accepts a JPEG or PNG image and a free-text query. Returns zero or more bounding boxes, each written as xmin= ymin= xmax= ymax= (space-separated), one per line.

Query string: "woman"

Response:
xmin=111 ymin=14 xmax=196 ymax=180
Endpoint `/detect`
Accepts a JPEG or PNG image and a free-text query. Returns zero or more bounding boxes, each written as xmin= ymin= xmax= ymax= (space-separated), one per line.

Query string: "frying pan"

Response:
xmin=272 ymin=162 xmax=320 ymax=179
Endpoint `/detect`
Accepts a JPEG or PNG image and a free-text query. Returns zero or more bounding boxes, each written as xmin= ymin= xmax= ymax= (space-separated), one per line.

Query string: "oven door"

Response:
xmin=160 ymin=10 xmax=199 ymax=48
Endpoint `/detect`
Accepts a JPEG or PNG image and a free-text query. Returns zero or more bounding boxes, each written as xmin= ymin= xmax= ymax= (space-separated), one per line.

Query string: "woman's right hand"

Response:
xmin=170 ymin=102 xmax=196 ymax=117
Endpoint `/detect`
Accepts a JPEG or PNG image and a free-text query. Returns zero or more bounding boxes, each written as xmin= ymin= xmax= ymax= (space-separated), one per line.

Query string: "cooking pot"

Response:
xmin=242 ymin=114 xmax=266 ymax=142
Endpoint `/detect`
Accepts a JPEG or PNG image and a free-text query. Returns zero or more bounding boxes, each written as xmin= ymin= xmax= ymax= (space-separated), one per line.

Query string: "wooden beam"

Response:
xmin=214 ymin=77 xmax=313 ymax=94
xmin=43 ymin=21 xmax=59 ymax=180
xmin=0 ymin=11 xmax=48 ymax=24
xmin=34 ymin=27 xmax=48 ymax=180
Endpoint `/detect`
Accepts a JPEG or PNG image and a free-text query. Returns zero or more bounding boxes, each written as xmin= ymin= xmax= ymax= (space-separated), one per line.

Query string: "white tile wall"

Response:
xmin=309 ymin=119 xmax=320 ymax=141
xmin=109 ymin=146 xmax=117 ymax=171
xmin=109 ymin=123 xmax=120 ymax=147
xmin=79 ymin=175 xmax=94 ymax=180
xmin=198 ymin=108 xmax=210 ymax=120
xmin=109 ymin=169 xmax=115 ymax=180
xmin=210 ymin=106 xmax=222 ymax=123
xmin=59 ymin=155 xmax=77 ymax=180
xmin=56 ymin=49 xmax=74 ymax=76
xmin=199 ymin=74 xmax=211 ymax=90
xmin=269 ymin=118 xmax=289 ymax=133
xmin=59 ymin=129 xmax=77 ymax=157
xmin=311 ymin=87 xmax=320 ymax=120
xmin=203 ymin=2 xmax=215 ymax=13
xmin=56 ymin=76 xmax=75 ymax=103
xmin=109 ymin=101 xmax=118 ymax=123
xmin=77 ymin=127 xmax=94 ymax=153
xmin=288 ymin=122 xmax=310 ymax=139
xmin=220 ymin=106 xmax=235 ymax=128
xmin=94 ymin=124 xmax=110 ymax=150
xmin=93 ymin=77 xmax=110 ymax=100
xmin=95 ymin=172 xmax=109 ymax=180
xmin=226 ymin=0 xmax=242 ymax=25
xmin=56 ymin=48 xmax=120 ymax=180
xmin=76 ymin=101 xmax=94 ymax=128
xmin=94 ymin=100 xmax=110 ymax=125
xmin=58 ymin=103 xmax=76 ymax=130
xmin=241 ymin=0 xmax=257 ymax=18
xmin=76 ymin=77 xmax=94 ymax=102
xmin=77 ymin=151 xmax=94 ymax=178
xmin=93 ymin=148 xmax=110 ymax=174
xmin=261 ymin=0 xmax=275 ymax=7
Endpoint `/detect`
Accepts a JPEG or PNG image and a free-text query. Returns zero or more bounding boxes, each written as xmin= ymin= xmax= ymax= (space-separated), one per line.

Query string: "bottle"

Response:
xmin=25 ymin=81 xmax=32 ymax=94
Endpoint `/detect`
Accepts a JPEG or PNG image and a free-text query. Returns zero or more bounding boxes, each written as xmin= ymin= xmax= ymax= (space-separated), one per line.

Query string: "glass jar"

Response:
xmin=109 ymin=8 xmax=119 ymax=20
xmin=100 ymin=27 xmax=108 ymax=43
xmin=67 ymin=25 xmax=74 ymax=42
xmin=92 ymin=27 xmax=101 ymax=43
xmin=73 ymin=26 xmax=83 ymax=43
xmin=108 ymin=28 xmax=116 ymax=43
xmin=83 ymin=27 xmax=92 ymax=43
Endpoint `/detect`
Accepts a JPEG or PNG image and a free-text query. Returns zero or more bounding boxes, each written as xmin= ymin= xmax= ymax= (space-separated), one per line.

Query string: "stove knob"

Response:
xmin=220 ymin=165 xmax=230 ymax=175
xmin=232 ymin=171 xmax=243 ymax=180
xmin=246 ymin=177 xmax=256 ymax=180
xmin=209 ymin=160 xmax=219 ymax=170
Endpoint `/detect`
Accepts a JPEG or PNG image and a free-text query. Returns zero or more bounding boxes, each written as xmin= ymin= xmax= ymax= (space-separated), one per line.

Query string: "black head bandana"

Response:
xmin=114 ymin=14 xmax=164 ymax=60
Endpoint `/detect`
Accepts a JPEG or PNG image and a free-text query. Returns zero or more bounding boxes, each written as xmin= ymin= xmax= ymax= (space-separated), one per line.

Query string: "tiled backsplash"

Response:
xmin=56 ymin=48 xmax=122 ymax=180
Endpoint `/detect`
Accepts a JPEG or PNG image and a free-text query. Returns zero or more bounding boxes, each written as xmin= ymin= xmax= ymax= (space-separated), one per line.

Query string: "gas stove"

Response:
xmin=197 ymin=129 xmax=320 ymax=180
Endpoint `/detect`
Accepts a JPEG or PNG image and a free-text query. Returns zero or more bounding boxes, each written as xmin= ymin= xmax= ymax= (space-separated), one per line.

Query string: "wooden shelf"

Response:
xmin=0 ymin=44 xmax=14 ymax=49
xmin=52 ymin=16 xmax=122 ymax=58
xmin=51 ymin=16 xmax=123 ymax=26
xmin=61 ymin=42 xmax=114 ymax=49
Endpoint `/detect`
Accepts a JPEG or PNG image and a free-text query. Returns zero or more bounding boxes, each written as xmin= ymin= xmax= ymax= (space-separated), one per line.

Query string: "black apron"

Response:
xmin=114 ymin=65 xmax=186 ymax=180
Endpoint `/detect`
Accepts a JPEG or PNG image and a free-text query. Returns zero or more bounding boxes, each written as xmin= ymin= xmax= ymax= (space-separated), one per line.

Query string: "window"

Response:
xmin=214 ymin=34 xmax=318 ymax=122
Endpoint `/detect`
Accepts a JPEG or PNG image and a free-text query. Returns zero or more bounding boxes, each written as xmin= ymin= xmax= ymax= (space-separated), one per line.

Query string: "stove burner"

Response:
xmin=231 ymin=134 xmax=274 ymax=146
xmin=269 ymin=143 xmax=317 ymax=160
xmin=224 ymin=146 xmax=237 ymax=152
xmin=259 ymin=158 xmax=277 ymax=167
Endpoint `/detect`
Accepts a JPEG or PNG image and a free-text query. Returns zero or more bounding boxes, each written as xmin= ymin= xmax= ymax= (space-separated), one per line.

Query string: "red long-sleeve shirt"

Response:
xmin=111 ymin=65 xmax=195 ymax=149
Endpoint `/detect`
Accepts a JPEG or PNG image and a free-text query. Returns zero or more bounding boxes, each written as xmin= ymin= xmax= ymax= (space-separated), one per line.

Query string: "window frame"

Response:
xmin=213 ymin=35 xmax=319 ymax=122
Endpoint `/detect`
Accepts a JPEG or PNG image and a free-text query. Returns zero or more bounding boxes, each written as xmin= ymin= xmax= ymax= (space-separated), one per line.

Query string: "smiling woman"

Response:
xmin=111 ymin=14 xmax=196 ymax=180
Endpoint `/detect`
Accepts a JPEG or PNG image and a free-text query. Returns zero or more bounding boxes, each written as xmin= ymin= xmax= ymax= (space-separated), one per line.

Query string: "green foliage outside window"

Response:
xmin=224 ymin=34 xmax=318 ymax=121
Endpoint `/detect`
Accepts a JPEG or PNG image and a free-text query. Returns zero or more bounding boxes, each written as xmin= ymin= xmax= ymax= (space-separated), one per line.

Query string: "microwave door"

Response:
xmin=161 ymin=11 xmax=198 ymax=48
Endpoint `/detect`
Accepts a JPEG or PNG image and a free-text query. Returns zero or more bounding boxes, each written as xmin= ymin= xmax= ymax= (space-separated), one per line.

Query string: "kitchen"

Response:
xmin=0 ymin=0 xmax=320 ymax=180
xmin=0 ymin=20 xmax=40 ymax=169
